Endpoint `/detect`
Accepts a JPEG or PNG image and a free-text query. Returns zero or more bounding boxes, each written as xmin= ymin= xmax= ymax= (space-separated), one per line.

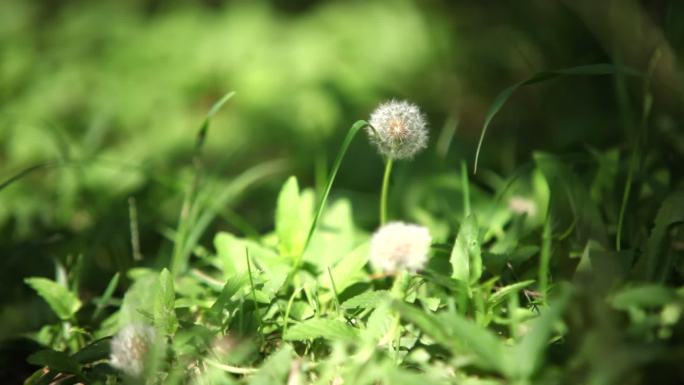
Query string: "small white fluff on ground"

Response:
xmin=370 ymin=221 xmax=432 ymax=274
xmin=110 ymin=323 xmax=156 ymax=378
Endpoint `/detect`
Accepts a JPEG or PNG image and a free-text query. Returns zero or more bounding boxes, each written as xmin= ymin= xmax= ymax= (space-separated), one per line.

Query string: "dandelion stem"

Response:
xmin=380 ymin=158 xmax=394 ymax=225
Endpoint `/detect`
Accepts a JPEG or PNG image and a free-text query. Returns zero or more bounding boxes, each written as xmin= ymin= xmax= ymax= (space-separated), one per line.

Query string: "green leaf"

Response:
xmin=394 ymin=300 xmax=505 ymax=372
xmin=28 ymin=349 xmax=82 ymax=376
xmin=321 ymin=241 xmax=370 ymax=294
xmin=363 ymin=305 xmax=394 ymax=342
xmin=392 ymin=301 xmax=452 ymax=347
xmin=24 ymin=277 xmax=82 ymax=321
xmin=534 ymin=152 xmax=608 ymax=247
xmin=71 ymin=338 xmax=111 ymax=364
xmin=473 ymin=64 xmax=640 ymax=173
xmin=488 ymin=280 xmax=535 ymax=308
xmin=249 ymin=345 xmax=293 ymax=385
xmin=341 ymin=290 xmax=389 ymax=310
xmin=641 ymin=190 xmax=684 ymax=281
xmin=284 ymin=318 xmax=359 ymax=342
xmin=304 ymin=198 xmax=357 ymax=268
xmin=154 ymin=268 xmax=178 ymax=335
xmin=611 ymin=285 xmax=678 ymax=309
xmin=507 ymin=288 xmax=571 ymax=379
xmin=210 ymin=274 xmax=249 ymax=317
xmin=276 ymin=176 xmax=312 ymax=258
xmin=439 ymin=312 xmax=505 ymax=372
xmin=450 ymin=215 xmax=482 ymax=283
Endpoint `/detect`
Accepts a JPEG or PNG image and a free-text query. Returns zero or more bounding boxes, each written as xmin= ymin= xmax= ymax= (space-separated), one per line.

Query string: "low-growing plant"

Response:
xmin=17 ymin=55 xmax=684 ymax=384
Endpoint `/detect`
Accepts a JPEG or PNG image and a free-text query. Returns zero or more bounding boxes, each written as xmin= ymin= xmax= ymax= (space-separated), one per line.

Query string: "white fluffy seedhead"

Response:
xmin=110 ymin=323 xmax=156 ymax=378
xmin=367 ymin=100 xmax=428 ymax=160
xmin=508 ymin=196 xmax=537 ymax=217
xmin=369 ymin=222 xmax=432 ymax=274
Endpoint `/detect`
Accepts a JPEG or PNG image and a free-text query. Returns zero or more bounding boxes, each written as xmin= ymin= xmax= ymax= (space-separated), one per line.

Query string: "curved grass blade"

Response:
xmin=301 ymin=120 xmax=368 ymax=259
xmin=473 ymin=64 xmax=641 ymax=173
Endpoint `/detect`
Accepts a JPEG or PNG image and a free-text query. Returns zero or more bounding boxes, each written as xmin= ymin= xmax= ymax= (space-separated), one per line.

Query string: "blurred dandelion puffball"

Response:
xmin=110 ymin=323 xmax=156 ymax=377
xmin=508 ymin=196 xmax=537 ymax=217
xmin=367 ymin=100 xmax=428 ymax=159
xmin=370 ymin=222 xmax=432 ymax=274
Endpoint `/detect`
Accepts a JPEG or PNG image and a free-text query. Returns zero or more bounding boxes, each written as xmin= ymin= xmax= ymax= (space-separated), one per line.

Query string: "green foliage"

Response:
xmin=450 ymin=215 xmax=483 ymax=284
xmin=154 ymin=268 xmax=179 ymax=336
xmin=24 ymin=278 xmax=82 ymax=321
xmin=4 ymin=1 xmax=684 ymax=385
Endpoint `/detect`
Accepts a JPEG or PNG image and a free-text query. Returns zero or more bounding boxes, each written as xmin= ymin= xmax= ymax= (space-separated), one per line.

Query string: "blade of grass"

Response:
xmin=171 ymin=91 xmax=237 ymax=275
xmin=300 ymin=120 xmax=368 ymax=260
xmin=473 ymin=64 xmax=641 ymax=173
xmin=616 ymin=52 xmax=659 ymax=251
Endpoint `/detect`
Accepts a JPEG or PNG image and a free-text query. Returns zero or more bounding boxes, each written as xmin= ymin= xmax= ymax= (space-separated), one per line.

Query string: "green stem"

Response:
xmin=539 ymin=215 xmax=551 ymax=300
xmin=380 ymin=158 xmax=394 ymax=225
xmin=389 ymin=271 xmax=408 ymax=363
xmin=461 ymin=160 xmax=470 ymax=216
xmin=615 ymin=151 xmax=636 ymax=251
xmin=245 ymin=248 xmax=262 ymax=332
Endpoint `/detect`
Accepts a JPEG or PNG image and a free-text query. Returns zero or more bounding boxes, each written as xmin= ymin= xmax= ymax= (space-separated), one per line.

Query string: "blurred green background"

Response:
xmin=1 ymin=0 xmax=683 ymax=352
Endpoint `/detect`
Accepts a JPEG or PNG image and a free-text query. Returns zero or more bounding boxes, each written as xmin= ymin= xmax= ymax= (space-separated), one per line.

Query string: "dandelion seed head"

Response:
xmin=508 ymin=196 xmax=537 ymax=217
xmin=110 ymin=323 xmax=156 ymax=378
xmin=370 ymin=222 xmax=432 ymax=274
xmin=367 ymin=100 xmax=428 ymax=160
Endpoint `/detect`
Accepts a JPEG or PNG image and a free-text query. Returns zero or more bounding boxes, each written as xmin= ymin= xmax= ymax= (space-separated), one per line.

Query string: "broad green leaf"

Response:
xmin=214 ymin=232 xmax=250 ymax=277
xmin=341 ymin=290 xmax=390 ymax=310
xmin=275 ymin=176 xmax=313 ymax=258
xmin=25 ymin=277 xmax=81 ymax=321
xmin=392 ymin=301 xmax=452 ymax=347
xmin=488 ymin=280 xmax=535 ymax=308
xmin=321 ymin=241 xmax=370 ymax=293
xmin=364 ymin=305 xmax=394 ymax=342
xmin=640 ymin=190 xmax=684 ymax=281
xmin=154 ymin=268 xmax=178 ymax=335
xmin=304 ymin=198 xmax=357 ymax=268
xmin=71 ymin=338 xmax=111 ymax=364
xmin=284 ymin=318 xmax=359 ymax=342
xmin=249 ymin=345 xmax=293 ymax=385
xmin=210 ymin=274 xmax=249 ymax=318
xmin=394 ymin=300 xmax=504 ymax=372
xmin=507 ymin=288 xmax=571 ymax=379
xmin=534 ymin=152 xmax=608 ymax=247
xmin=438 ymin=312 xmax=505 ymax=372
xmin=28 ymin=349 xmax=82 ymax=376
xmin=473 ymin=64 xmax=640 ymax=173
xmin=611 ymin=285 xmax=678 ymax=309
xmin=450 ymin=215 xmax=482 ymax=283
xmin=214 ymin=232 xmax=281 ymax=278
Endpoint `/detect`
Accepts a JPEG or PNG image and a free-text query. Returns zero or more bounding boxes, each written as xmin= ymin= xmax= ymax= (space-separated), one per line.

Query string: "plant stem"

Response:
xmin=380 ymin=158 xmax=394 ymax=225
xmin=539 ymin=215 xmax=551 ymax=300
xmin=461 ymin=160 xmax=470 ymax=216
